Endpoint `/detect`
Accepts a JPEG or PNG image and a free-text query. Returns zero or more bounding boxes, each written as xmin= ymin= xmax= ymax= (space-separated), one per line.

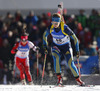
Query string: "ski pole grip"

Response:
xmin=58 ymin=4 xmax=62 ymax=8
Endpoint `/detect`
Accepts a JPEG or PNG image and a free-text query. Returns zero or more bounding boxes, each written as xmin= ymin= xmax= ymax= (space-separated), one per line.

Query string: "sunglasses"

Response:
xmin=52 ymin=22 xmax=59 ymax=25
xmin=21 ymin=39 xmax=27 ymax=42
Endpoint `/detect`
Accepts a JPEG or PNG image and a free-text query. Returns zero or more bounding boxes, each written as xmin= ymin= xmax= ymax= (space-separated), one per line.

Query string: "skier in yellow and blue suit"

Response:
xmin=43 ymin=13 xmax=85 ymax=86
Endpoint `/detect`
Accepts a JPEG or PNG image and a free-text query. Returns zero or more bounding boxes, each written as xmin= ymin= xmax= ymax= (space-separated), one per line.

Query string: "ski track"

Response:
xmin=0 ymin=85 xmax=100 ymax=91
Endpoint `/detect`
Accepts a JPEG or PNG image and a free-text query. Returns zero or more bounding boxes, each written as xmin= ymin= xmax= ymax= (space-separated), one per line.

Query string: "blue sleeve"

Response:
xmin=33 ymin=16 xmax=38 ymax=25
xmin=64 ymin=25 xmax=74 ymax=36
xmin=43 ymin=25 xmax=51 ymax=48
xmin=64 ymin=25 xmax=79 ymax=52
xmin=70 ymin=35 xmax=79 ymax=52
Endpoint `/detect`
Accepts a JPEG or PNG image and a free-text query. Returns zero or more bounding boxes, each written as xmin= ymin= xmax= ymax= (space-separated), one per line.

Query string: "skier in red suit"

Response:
xmin=11 ymin=31 xmax=39 ymax=85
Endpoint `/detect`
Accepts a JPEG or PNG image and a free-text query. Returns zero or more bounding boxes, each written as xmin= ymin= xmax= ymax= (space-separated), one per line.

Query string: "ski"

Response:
xmin=77 ymin=84 xmax=95 ymax=87
xmin=49 ymin=85 xmax=95 ymax=88
xmin=49 ymin=85 xmax=65 ymax=88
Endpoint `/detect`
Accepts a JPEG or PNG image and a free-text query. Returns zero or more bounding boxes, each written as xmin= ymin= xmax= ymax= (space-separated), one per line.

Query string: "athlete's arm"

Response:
xmin=11 ymin=42 xmax=19 ymax=54
xmin=64 ymin=25 xmax=79 ymax=52
xmin=28 ymin=41 xmax=37 ymax=51
xmin=43 ymin=25 xmax=51 ymax=48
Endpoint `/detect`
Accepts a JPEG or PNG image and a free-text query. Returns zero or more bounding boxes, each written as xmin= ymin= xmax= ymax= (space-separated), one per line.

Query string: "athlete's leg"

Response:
xmin=64 ymin=48 xmax=79 ymax=77
xmin=23 ymin=57 xmax=32 ymax=82
xmin=64 ymin=48 xmax=85 ymax=86
xmin=51 ymin=46 xmax=63 ymax=85
xmin=52 ymin=46 xmax=61 ymax=74
xmin=15 ymin=57 xmax=25 ymax=80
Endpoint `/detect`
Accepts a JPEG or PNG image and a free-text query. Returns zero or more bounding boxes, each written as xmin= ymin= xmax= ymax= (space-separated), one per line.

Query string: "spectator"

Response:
xmin=15 ymin=10 xmax=24 ymax=23
xmin=77 ymin=9 xmax=87 ymax=28
xmin=0 ymin=60 xmax=4 ymax=84
xmin=41 ymin=13 xmax=48 ymax=27
xmin=9 ymin=17 xmax=17 ymax=30
xmin=76 ymin=23 xmax=84 ymax=46
xmin=29 ymin=25 xmax=40 ymax=45
xmin=3 ymin=12 xmax=13 ymax=25
xmin=0 ymin=32 xmax=3 ymax=48
xmin=63 ymin=8 xmax=70 ymax=24
xmin=25 ymin=11 xmax=38 ymax=26
xmin=88 ymin=9 xmax=99 ymax=37
xmin=0 ymin=16 xmax=3 ymax=30
xmin=46 ymin=12 xmax=51 ymax=27
xmin=1 ymin=25 xmax=8 ymax=39
xmin=84 ymin=28 xmax=92 ymax=47
xmin=84 ymin=43 xmax=96 ymax=56
xmin=96 ymin=31 xmax=100 ymax=49
xmin=0 ymin=39 xmax=11 ymax=66
xmin=3 ymin=64 xmax=12 ymax=84
xmin=67 ymin=14 xmax=77 ymax=31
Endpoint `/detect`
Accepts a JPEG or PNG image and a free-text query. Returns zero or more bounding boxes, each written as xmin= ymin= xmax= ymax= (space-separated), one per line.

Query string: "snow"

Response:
xmin=0 ymin=85 xmax=100 ymax=91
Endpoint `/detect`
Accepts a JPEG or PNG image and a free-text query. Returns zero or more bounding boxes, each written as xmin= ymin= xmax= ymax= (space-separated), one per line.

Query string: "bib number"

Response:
xmin=56 ymin=39 xmax=63 ymax=44
xmin=21 ymin=52 xmax=26 ymax=57
xmin=53 ymin=36 xmax=70 ymax=45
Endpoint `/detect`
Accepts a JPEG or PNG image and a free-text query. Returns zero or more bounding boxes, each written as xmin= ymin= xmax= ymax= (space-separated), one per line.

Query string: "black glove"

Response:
xmin=36 ymin=46 xmax=40 ymax=51
xmin=44 ymin=49 xmax=48 ymax=54
xmin=76 ymin=51 xmax=80 ymax=59
xmin=47 ymin=34 xmax=53 ymax=47
xmin=15 ymin=49 xmax=18 ymax=52
xmin=98 ymin=49 xmax=100 ymax=57
xmin=43 ymin=47 xmax=48 ymax=54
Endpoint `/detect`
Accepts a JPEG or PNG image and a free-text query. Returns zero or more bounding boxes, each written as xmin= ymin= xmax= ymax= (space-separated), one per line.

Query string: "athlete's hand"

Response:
xmin=11 ymin=49 xmax=18 ymax=54
xmin=43 ymin=47 xmax=48 ymax=54
xmin=36 ymin=46 xmax=40 ymax=51
xmin=76 ymin=51 xmax=80 ymax=59
xmin=98 ymin=49 xmax=100 ymax=57
xmin=44 ymin=49 xmax=48 ymax=54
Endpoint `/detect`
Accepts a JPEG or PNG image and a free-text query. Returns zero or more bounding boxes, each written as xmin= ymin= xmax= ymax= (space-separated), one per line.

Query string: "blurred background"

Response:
xmin=0 ymin=0 xmax=100 ymax=85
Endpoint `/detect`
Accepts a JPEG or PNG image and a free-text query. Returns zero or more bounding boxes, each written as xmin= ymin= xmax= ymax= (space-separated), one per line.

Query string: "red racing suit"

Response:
xmin=11 ymin=41 xmax=36 ymax=82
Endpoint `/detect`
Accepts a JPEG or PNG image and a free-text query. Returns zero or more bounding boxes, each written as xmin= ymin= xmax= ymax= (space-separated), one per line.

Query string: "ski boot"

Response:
xmin=29 ymin=81 xmax=33 ymax=85
xmin=21 ymin=79 xmax=26 ymax=85
xmin=56 ymin=75 xmax=63 ymax=87
xmin=76 ymin=77 xmax=85 ymax=86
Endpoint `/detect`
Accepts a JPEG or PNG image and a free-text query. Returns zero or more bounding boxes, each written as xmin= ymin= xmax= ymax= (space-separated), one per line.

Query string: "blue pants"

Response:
xmin=51 ymin=43 xmax=79 ymax=77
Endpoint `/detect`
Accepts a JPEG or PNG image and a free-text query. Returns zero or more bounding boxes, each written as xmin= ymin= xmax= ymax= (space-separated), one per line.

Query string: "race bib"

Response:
xmin=21 ymin=52 xmax=26 ymax=57
xmin=53 ymin=36 xmax=70 ymax=45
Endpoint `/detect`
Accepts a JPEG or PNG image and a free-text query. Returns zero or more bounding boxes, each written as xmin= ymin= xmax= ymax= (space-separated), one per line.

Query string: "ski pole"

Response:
xmin=98 ymin=49 xmax=100 ymax=73
xmin=58 ymin=2 xmax=65 ymax=23
xmin=36 ymin=50 xmax=39 ymax=78
xmin=41 ymin=54 xmax=47 ymax=87
xmin=77 ymin=58 xmax=81 ymax=78
xmin=58 ymin=2 xmax=63 ymax=15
